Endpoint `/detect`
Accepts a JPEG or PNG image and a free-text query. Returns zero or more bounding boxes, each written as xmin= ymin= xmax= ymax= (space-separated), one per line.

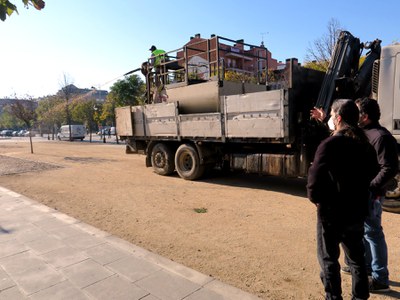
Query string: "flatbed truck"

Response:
xmin=116 ymin=32 xmax=400 ymax=184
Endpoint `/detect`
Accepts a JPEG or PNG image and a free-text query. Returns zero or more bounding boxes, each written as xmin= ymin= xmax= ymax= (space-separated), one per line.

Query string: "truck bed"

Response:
xmin=116 ymin=89 xmax=286 ymax=142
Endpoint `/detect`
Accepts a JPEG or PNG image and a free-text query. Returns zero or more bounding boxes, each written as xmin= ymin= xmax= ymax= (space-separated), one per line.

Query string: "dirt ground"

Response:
xmin=1 ymin=137 xmax=400 ymax=300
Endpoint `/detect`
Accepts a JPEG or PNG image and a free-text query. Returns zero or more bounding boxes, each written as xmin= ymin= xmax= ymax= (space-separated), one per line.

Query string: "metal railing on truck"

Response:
xmin=145 ymin=36 xmax=269 ymax=103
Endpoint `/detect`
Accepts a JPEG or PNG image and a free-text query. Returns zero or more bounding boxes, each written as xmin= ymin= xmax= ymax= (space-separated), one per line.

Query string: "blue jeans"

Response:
xmin=364 ymin=196 xmax=389 ymax=285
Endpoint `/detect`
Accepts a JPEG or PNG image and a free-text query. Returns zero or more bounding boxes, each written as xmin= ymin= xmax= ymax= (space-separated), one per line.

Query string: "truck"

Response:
xmin=115 ymin=32 xmax=399 ymax=185
xmin=57 ymin=124 xmax=86 ymax=141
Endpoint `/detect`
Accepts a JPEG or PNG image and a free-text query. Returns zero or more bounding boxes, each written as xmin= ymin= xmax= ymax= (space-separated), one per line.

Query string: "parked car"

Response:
xmin=18 ymin=130 xmax=27 ymax=136
xmin=0 ymin=129 xmax=13 ymax=137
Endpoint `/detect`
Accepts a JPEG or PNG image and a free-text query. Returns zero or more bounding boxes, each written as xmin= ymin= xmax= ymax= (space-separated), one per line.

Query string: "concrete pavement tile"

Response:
xmin=63 ymin=233 xmax=104 ymax=250
xmin=16 ymin=226 xmax=47 ymax=243
xmin=33 ymin=218 xmax=69 ymax=231
xmin=51 ymin=212 xmax=80 ymax=225
xmin=25 ymin=236 xmax=65 ymax=255
xmin=139 ymin=295 xmax=159 ymax=300
xmin=0 ymin=240 xmax=28 ymax=259
xmin=0 ymin=286 xmax=26 ymax=300
xmin=61 ymin=259 xmax=114 ymax=288
xmin=105 ymin=235 xmax=149 ymax=256
xmin=0 ymin=252 xmax=65 ymax=295
xmin=105 ymin=255 xmax=161 ymax=282
xmin=104 ymin=235 xmax=212 ymax=287
xmin=42 ymin=246 xmax=89 ymax=269
xmin=30 ymin=204 xmax=55 ymax=213
xmin=73 ymin=223 xmax=110 ymax=238
xmin=0 ymin=199 xmax=26 ymax=212
xmin=6 ymin=262 xmax=64 ymax=295
xmin=0 ymin=219 xmax=30 ymax=234
xmin=0 ymin=230 xmax=15 ymax=243
xmin=0 ymin=188 xmax=23 ymax=198
xmin=184 ymin=287 xmax=227 ymax=300
xmin=84 ymin=275 xmax=149 ymax=300
xmin=11 ymin=206 xmax=53 ymax=223
xmin=0 ymin=252 xmax=43 ymax=275
xmin=28 ymin=280 xmax=90 ymax=300
xmin=85 ymin=243 xmax=130 ymax=265
xmin=0 ymin=267 xmax=16 ymax=291
xmin=203 ymin=280 xmax=260 ymax=300
xmin=47 ymin=225 xmax=82 ymax=240
xmin=136 ymin=269 xmax=201 ymax=300
xmin=142 ymin=251 xmax=214 ymax=286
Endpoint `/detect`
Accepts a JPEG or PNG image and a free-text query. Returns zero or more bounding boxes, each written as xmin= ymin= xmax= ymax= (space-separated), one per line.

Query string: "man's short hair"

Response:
xmin=355 ymin=97 xmax=381 ymax=122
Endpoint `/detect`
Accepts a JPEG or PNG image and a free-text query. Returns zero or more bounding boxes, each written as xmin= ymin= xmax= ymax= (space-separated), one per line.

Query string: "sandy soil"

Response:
xmin=0 ymin=137 xmax=400 ymax=300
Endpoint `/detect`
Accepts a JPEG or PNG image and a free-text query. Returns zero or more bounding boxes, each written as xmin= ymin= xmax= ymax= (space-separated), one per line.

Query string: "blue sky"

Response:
xmin=0 ymin=0 xmax=399 ymax=98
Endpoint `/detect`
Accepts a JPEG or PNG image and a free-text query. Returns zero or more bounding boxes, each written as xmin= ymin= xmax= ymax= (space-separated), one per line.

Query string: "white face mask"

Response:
xmin=327 ymin=116 xmax=335 ymax=131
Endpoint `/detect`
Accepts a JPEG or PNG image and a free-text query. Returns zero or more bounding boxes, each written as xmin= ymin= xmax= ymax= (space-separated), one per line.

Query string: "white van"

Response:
xmin=57 ymin=125 xmax=86 ymax=141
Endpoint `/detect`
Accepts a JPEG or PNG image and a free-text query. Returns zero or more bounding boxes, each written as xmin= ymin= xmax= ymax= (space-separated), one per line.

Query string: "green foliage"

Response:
xmin=304 ymin=56 xmax=367 ymax=73
xmin=0 ymin=0 xmax=45 ymax=21
xmin=36 ymin=95 xmax=65 ymax=130
xmin=0 ymin=109 xmax=24 ymax=129
xmin=108 ymin=74 xmax=146 ymax=108
xmin=98 ymin=74 xmax=145 ymax=126
xmin=193 ymin=207 xmax=207 ymax=214
xmin=303 ymin=60 xmax=330 ymax=72
xmin=224 ymin=70 xmax=257 ymax=84
xmin=70 ymin=98 xmax=98 ymax=131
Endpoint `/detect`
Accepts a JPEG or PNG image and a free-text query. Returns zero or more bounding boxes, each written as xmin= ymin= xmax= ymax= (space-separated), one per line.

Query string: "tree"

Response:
xmin=59 ymin=73 xmax=74 ymax=141
xmin=8 ymin=99 xmax=37 ymax=153
xmin=0 ymin=108 xmax=23 ymax=129
xmin=101 ymin=74 xmax=145 ymax=143
xmin=304 ymin=18 xmax=344 ymax=72
xmin=70 ymin=97 xmax=97 ymax=142
xmin=0 ymin=0 xmax=45 ymax=21
xmin=108 ymin=74 xmax=146 ymax=108
xmin=36 ymin=95 xmax=64 ymax=139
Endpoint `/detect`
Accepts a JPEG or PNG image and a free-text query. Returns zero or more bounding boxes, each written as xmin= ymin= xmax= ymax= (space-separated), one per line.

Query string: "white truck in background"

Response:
xmin=57 ymin=125 xmax=86 ymax=141
xmin=115 ymin=32 xmax=400 ymax=184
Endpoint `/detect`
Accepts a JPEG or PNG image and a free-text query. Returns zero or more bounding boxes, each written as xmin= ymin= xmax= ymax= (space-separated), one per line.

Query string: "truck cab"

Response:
xmin=374 ymin=44 xmax=400 ymax=142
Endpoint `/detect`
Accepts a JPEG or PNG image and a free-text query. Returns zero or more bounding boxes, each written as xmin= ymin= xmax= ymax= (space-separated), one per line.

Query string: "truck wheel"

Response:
xmin=382 ymin=198 xmax=400 ymax=214
xmin=151 ymin=143 xmax=175 ymax=176
xmin=175 ymin=144 xmax=205 ymax=180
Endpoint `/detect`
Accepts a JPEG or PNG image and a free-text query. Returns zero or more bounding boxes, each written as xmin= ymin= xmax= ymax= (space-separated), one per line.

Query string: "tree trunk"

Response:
xmin=29 ymin=132 xmax=34 ymax=154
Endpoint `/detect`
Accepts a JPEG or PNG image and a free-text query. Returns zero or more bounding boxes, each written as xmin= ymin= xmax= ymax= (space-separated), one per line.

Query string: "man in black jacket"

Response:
xmin=307 ymin=99 xmax=379 ymax=300
xmin=353 ymin=98 xmax=398 ymax=292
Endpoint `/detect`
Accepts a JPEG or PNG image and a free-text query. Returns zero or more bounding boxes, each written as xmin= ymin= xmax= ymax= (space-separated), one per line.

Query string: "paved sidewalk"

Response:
xmin=0 ymin=187 xmax=260 ymax=300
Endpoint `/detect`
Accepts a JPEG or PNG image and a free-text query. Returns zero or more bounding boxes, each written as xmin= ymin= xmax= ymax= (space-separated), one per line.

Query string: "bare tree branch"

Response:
xmin=305 ymin=18 xmax=344 ymax=71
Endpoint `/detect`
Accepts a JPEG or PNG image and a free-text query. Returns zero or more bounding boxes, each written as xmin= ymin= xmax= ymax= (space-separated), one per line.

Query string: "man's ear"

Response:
xmin=337 ymin=115 xmax=342 ymax=123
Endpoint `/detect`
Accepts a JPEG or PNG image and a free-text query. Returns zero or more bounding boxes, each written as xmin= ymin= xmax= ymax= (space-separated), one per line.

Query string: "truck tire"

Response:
xmin=175 ymin=144 xmax=205 ymax=180
xmin=382 ymin=198 xmax=400 ymax=214
xmin=151 ymin=143 xmax=175 ymax=176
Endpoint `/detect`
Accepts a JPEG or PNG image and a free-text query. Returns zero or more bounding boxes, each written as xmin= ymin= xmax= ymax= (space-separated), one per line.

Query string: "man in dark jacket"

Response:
xmin=307 ymin=99 xmax=379 ymax=300
xmin=354 ymin=98 xmax=398 ymax=292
